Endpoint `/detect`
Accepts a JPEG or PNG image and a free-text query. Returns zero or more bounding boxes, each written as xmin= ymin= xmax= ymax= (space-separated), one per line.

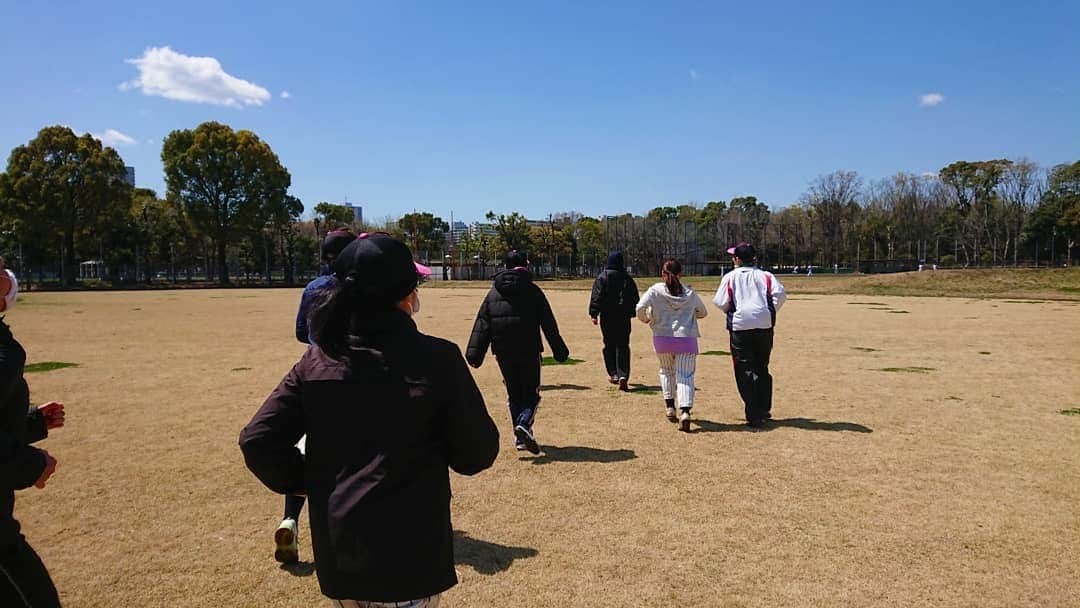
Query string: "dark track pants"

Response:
xmin=599 ymin=315 xmax=631 ymax=380
xmin=0 ymin=537 xmax=60 ymax=608
xmin=496 ymin=355 xmax=541 ymax=430
xmin=729 ymin=328 xmax=774 ymax=422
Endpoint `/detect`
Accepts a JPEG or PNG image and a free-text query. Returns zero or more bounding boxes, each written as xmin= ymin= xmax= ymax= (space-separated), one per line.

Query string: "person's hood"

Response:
xmin=652 ymin=283 xmax=698 ymax=309
xmin=605 ymin=252 xmax=625 ymax=270
xmin=494 ymin=268 xmax=533 ymax=297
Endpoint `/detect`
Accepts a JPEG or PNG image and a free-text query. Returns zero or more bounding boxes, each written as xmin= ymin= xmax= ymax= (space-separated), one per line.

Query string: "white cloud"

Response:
xmin=919 ymin=92 xmax=945 ymax=107
xmin=90 ymin=129 xmax=137 ymax=147
xmin=146 ymin=139 xmax=156 ymax=145
xmin=689 ymin=68 xmax=698 ymax=80
xmin=120 ymin=46 xmax=271 ymax=108
xmin=280 ymin=90 xmax=291 ymax=99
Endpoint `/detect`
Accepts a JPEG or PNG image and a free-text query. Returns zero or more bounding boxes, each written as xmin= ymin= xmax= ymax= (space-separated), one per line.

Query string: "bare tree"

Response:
xmin=801 ymin=171 xmax=862 ymax=266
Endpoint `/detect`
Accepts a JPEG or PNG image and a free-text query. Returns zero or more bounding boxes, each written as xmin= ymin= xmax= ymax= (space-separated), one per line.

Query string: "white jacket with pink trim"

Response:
xmin=713 ymin=266 xmax=786 ymax=331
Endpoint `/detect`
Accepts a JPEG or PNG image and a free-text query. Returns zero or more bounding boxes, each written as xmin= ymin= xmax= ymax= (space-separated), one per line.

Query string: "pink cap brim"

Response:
xmin=414 ymin=262 xmax=433 ymax=277
xmin=726 ymin=246 xmax=737 ymax=255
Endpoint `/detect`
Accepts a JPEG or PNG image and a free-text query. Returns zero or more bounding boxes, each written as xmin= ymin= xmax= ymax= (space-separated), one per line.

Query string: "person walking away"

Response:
xmin=588 ymin=252 xmax=639 ymax=391
xmin=635 ymin=259 xmax=708 ymax=432
xmin=466 ymin=251 xmax=569 ymax=455
xmin=713 ymin=243 xmax=787 ymax=428
xmin=241 ymin=233 xmax=498 ymax=607
xmin=273 ymin=229 xmax=359 ymax=565
xmin=1 ymin=270 xmax=66 ymax=607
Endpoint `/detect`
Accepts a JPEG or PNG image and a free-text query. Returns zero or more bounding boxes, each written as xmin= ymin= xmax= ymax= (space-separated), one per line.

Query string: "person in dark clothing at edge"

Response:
xmin=1 ymin=276 xmax=66 ymax=607
xmin=240 ymin=233 xmax=498 ymax=607
xmin=712 ymin=243 xmax=787 ymax=428
xmin=588 ymin=251 xmax=639 ymax=391
xmin=274 ymin=228 xmax=357 ymax=566
xmin=466 ymin=250 xmax=569 ymax=455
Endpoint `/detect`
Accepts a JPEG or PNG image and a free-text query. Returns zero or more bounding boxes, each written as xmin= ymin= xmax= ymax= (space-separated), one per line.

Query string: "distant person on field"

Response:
xmin=271 ymin=229 xmax=357 ymax=565
xmin=588 ymin=252 xmax=639 ymax=391
xmin=806 ymin=265 xmax=813 ymax=277
xmin=241 ymin=233 xmax=498 ymax=607
xmin=713 ymin=243 xmax=787 ymax=427
xmin=1 ymin=269 xmax=66 ymax=607
xmin=466 ymin=250 xmax=569 ymax=455
xmin=635 ymin=259 xmax=708 ymax=432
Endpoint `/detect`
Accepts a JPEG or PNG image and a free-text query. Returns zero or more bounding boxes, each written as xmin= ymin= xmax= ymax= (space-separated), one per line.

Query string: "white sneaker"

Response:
xmin=274 ymin=518 xmax=299 ymax=564
xmin=678 ymin=410 xmax=691 ymax=432
xmin=665 ymin=407 xmax=677 ymax=422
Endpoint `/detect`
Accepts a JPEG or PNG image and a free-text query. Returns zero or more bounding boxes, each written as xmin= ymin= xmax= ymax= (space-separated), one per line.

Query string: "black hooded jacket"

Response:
xmin=466 ymin=269 xmax=569 ymax=366
xmin=240 ymin=310 xmax=499 ymax=601
xmin=588 ymin=264 xmax=639 ymax=319
xmin=0 ymin=319 xmax=48 ymax=549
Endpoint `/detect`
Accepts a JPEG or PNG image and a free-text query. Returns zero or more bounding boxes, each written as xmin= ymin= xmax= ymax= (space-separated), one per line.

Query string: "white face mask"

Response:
xmin=411 ymin=291 xmax=420 ymax=314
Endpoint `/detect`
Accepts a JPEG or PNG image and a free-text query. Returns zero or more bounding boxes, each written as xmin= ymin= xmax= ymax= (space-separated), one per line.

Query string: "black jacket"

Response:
xmin=588 ymin=266 xmax=639 ymax=319
xmin=0 ymin=319 xmax=48 ymax=550
xmin=240 ymin=311 xmax=499 ymax=602
xmin=465 ymin=269 xmax=569 ymax=366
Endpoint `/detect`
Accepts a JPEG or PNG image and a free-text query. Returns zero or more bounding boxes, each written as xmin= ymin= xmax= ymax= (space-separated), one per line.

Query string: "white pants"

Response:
xmin=657 ymin=352 xmax=696 ymax=409
xmin=331 ymin=595 xmax=440 ymax=608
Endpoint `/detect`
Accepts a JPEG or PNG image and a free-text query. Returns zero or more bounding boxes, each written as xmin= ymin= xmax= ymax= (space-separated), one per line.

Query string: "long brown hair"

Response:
xmin=662 ymin=259 xmax=683 ymax=296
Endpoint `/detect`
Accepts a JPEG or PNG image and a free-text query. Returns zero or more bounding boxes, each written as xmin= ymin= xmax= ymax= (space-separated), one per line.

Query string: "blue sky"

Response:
xmin=1 ymin=1 xmax=1077 ymax=223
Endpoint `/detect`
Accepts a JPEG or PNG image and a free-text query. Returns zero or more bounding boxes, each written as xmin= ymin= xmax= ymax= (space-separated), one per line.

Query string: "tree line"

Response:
xmin=1 ymin=122 xmax=1076 ymax=288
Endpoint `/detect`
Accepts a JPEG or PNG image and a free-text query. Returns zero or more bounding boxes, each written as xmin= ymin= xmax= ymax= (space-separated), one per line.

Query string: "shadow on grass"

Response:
xmin=521 ymin=445 xmax=637 ymax=465
xmin=280 ymin=561 xmax=315 ymax=577
xmin=692 ymin=417 xmax=872 ymax=434
xmin=539 ymin=383 xmax=591 ymax=391
xmin=628 ymin=383 xmax=662 ymax=395
xmin=454 ymin=530 xmax=538 ymax=574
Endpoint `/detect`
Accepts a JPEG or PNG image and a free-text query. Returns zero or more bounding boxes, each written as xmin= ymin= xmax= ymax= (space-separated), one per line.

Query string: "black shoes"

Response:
xmin=514 ymin=425 xmax=540 ymax=455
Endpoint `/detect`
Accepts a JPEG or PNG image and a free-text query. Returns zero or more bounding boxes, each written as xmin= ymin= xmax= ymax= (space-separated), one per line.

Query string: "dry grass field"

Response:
xmin=7 ymin=273 xmax=1080 ymax=607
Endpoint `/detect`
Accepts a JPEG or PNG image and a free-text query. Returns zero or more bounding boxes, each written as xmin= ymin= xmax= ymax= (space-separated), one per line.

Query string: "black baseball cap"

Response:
xmin=504 ymin=250 xmax=530 ymax=269
xmin=322 ymin=229 xmax=356 ymax=260
xmin=726 ymin=242 xmax=756 ymax=260
xmin=331 ymin=233 xmax=426 ymax=301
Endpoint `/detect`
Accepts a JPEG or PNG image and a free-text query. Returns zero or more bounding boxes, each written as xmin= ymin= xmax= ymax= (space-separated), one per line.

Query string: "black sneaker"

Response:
xmin=746 ymin=418 xmax=765 ymax=429
xmin=762 ymin=412 xmax=773 ymax=420
xmin=618 ymin=377 xmax=629 ymax=392
xmin=514 ymin=425 xmax=540 ymax=455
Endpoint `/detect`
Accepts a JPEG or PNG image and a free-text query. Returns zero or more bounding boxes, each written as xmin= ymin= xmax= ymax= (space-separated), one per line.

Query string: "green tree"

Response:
xmin=161 ymin=121 xmax=291 ymax=285
xmin=485 ymin=211 xmax=533 ymax=253
xmin=1029 ymin=161 xmax=1080 ymax=266
xmin=399 ymin=212 xmax=449 ymax=261
xmin=939 ymin=160 xmax=1011 ymax=264
xmin=313 ymin=201 xmax=355 ymax=231
xmin=0 ymin=125 xmax=131 ymax=287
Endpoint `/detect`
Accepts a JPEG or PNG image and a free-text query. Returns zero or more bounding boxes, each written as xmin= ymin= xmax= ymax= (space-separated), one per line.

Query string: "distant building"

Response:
xmin=468 ymin=222 xmax=498 ymax=238
xmin=338 ymin=202 xmax=363 ymax=225
xmin=447 ymin=220 xmax=469 ymax=244
xmin=124 ymin=166 xmax=135 ymax=187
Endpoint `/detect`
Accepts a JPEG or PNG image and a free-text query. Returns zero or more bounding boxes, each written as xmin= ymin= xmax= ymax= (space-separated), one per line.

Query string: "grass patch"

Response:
xmin=701 ymin=350 xmax=731 ymax=356
xmin=847 ymin=302 xmax=887 ymax=305
xmin=541 ymin=357 xmax=584 ymax=366
xmin=1060 ymin=287 xmax=1080 ymax=294
xmin=1004 ymin=300 xmax=1046 ymax=304
xmin=231 ymin=367 xmax=252 ymax=372
xmin=887 ymin=310 xmax=910 ymax=314
xmin=851 ymin=347 xmax=880 ymax=352
xmin=978 ymin=351 xmax=991 ymax=355
xmin=24 ymin=361 xmax=79 ymax=374
xmin=1060 ymin=408 xmax=1080 ymax=416
xmin=946 ymin=396 xmax=963 ymax=401
xmin=877 ymin=366 xmax=935 ymax=373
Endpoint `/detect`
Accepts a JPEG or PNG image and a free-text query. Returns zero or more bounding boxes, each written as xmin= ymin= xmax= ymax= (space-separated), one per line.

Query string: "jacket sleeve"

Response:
xmin=465 ymin=295 xmax=492 ymax=367
xmin=588 ymin=275 xmax=605 ymax=319
xmin=295 ymin=286 xmax=313 ymax=344
xmin=626 ymin=276 xmax=640 ymax=317
xmin=443 ymin=345 xmax=499 ymax=475
xmin=694 ymin=292 xmax=709 ymax=319
xmin=769 ymin=273 xmax=788 ymax=312
xmin=537 ymin=288 xmax=569 ymax=362
xmin=713 ymin=275 xmax=733 ymax=312
xmin=239 ymin=363 xmax=307 ymax=495
xmin=25 ymin=408 xmax=47 ymax=444
xmin=635 ymin=286 xmax=652 ymax=323
xmin=0 ymin=342 xmax=45 ymax=490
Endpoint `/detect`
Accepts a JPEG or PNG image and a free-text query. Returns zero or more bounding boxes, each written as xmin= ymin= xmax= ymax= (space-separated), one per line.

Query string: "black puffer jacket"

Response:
xmin=240 ymin=311 xmax=499 ymax=602
xmin=0 ymin=319 xmax=48 ymax=550
xmin=588 ymin=266 xmax=639 ymax=319
xmin=466 ymin=269 xmax=569 ymax=366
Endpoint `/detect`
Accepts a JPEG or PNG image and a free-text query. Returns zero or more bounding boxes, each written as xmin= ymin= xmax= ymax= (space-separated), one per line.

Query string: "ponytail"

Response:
xmin=662 ymin=259 xmax=683 ymax=296
xmin=309 ymin=275 xmax=397 ymax=364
